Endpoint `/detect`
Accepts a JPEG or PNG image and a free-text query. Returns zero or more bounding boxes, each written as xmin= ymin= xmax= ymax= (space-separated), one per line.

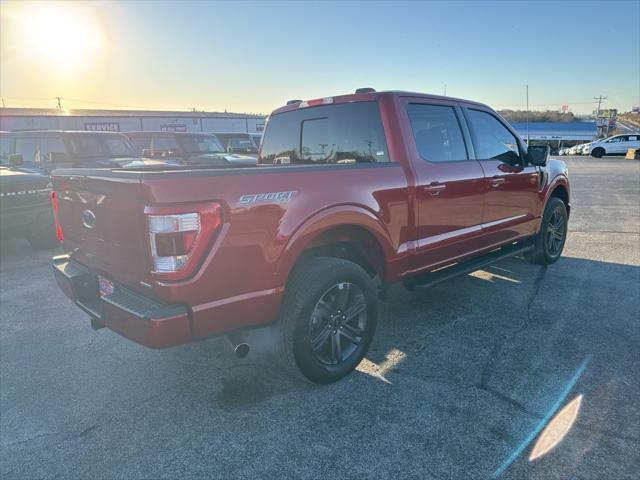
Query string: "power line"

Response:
xmin=594 ymin=95 xmax=607 ymax=117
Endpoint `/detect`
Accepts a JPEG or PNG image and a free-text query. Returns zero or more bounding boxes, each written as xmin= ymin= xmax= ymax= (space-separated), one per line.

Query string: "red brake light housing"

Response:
xmin=145 ymin=202 xmax=222 ymax=282
xmin=51 ymin=191 xmax=64 ymax=242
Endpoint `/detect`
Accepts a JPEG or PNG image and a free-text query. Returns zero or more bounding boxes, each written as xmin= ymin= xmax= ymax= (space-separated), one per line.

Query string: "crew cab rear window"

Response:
xmin=407 ymin=104 xmax=468 ymax=162
xmin=260 ymin=102 xmax=389 ymax=165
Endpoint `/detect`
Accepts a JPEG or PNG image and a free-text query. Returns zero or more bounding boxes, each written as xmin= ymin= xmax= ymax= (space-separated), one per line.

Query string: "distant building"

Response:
xmin=511 ymin=122 xmax=597 ymax=142
xmin=0 ymin=108 xmax=266 ymax=134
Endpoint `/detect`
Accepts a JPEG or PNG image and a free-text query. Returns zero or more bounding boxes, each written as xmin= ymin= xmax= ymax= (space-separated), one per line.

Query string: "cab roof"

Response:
xmin=271 ymin=90 xmax=489 ymax=116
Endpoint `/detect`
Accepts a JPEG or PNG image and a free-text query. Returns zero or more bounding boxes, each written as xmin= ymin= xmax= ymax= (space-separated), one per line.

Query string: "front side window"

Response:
xmin=467 ymin=109 xmax=521 ymax=163
xmin=260 ymin=102 xmax=389 ymax=165
xmin=407 ymin=104 xmax=468 ymax=162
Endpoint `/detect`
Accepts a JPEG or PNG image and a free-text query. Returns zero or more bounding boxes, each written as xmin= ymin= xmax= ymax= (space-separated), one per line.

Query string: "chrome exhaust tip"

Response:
xmin=226 ymin=332 xmax=250 ymax=358
xmin=234 ymin=343 xmax=250 ymax=358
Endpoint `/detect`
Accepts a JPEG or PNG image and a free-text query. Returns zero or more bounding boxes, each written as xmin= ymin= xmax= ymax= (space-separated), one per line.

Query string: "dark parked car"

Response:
xmin=125 ymin=132 xmax=255 ymax=166
xmin=212 ymin=132 xmax=260 ymax=156
xmin=1 ymin=132 xmax=59 ymax=249
xmin=7 ymin=131 xmax=170 ymax=171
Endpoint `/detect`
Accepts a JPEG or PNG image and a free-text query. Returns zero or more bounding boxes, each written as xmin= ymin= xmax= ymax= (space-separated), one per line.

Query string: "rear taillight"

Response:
xmin=146 ymin=203 xmax=222 ymax=281
xmin=51 ymin=191 xmax=64 ymax=242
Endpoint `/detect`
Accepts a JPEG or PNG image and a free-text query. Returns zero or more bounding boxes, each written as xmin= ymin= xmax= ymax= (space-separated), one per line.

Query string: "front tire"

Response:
xmin=277 ymin=257 xmax=378 ymax=384
xmin=591 ymin=147 xmax=605 ymax=158
xmin=528 ymin=197 xmax=568 ymax=265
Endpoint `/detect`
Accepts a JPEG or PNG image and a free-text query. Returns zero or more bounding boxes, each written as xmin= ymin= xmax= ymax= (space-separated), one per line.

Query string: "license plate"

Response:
xmin=98 ymin=276 xmax=114 ymax=298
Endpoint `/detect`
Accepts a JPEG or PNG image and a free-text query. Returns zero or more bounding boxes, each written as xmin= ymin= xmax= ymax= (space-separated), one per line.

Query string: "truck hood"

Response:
xmin=188 ymin=153 xmax=256 ymax=166
xmin=0 ymin=166 xmax=51 ymax=191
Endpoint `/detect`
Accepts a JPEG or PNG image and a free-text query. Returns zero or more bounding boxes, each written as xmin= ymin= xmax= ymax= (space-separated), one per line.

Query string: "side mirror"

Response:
xmin=9 ymin=154 xmax=23 ymax=167
xmin=528 ymin=145 xmax=549 ymax=166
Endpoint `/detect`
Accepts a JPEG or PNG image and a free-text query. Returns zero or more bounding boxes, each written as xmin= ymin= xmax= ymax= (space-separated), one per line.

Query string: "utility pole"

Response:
xmin=526 ymin=85 xmax=530 ymax=145
xmin=55 ymin=96 xmax=63 ymax=111
xmin=443 ymin=84 xmax=447 ymax=96
xmin=594 ymin=95 xmax=607 ymax=137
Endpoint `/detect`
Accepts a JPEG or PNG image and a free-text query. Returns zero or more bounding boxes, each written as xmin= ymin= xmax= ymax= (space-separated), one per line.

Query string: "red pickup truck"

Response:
xmin=52 ymin=90 xmax=570 ymax=383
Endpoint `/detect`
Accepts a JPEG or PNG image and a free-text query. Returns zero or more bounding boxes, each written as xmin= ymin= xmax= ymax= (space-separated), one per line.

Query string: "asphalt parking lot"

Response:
xmin=1 ymin=156 xmax=638 ymax=479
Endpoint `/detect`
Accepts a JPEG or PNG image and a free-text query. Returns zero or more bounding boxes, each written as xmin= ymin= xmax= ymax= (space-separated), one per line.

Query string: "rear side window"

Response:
xmin=13 ymin=137 xmax=38 ymax=164
xmin=407 ymin=104 xmax=468 ymax=162
xmin=260 ymin=102 xmax=389 ymax=165
xmin=467 ymin=109 xmax=520 ymax=163
xmin=152 ymin=135 xmax=179 ymax=154
xmin=39 ymin=137 xmax=66 ymax=156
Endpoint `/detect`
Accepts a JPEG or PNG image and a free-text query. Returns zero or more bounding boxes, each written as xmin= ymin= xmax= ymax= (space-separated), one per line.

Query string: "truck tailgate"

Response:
xmin=53 ymin=171 xmax=154 ymax=289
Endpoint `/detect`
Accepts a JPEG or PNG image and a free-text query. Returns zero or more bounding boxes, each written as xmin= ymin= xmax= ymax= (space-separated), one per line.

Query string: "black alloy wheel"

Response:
xmin=309 ymin=282 xmax=367 ymax=365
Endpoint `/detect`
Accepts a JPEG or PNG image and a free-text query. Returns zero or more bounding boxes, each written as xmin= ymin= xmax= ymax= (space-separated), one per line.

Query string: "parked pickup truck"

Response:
xmin=8 ymin=130 xmax=175 ymax=171
xmin=1 ymin=132 xmax=59 ymax=249
xmin=51 ymin=90 xmax=570 ymax=384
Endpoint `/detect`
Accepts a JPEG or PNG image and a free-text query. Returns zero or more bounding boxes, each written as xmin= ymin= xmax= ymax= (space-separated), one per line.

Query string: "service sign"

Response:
xmin=84 ymin=122 xmax=120 ymax=132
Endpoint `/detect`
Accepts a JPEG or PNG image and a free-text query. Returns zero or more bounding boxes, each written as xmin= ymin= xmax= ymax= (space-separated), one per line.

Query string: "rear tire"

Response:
xmin=277 ymin=257 xmax=378 ymax=384
xmin=528 ymin=197 xmax=568 ymax=265
xmin=591 ymin=147 xmax=605 ymax=158
xmin=27 ymin=223 xmax=60 ymax=250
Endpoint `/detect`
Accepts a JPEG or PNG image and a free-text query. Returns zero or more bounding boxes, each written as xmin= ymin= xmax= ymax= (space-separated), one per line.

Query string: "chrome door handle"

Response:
xmin=424 ymin=183 xmax=447 ymax=195
xmin=490 ymin=176 xmax=506 ymax=187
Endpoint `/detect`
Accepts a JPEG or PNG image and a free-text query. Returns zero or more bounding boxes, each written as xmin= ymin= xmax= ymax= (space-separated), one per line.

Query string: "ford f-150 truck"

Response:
xmin=51 ymin=90 xmax=570 ymax=383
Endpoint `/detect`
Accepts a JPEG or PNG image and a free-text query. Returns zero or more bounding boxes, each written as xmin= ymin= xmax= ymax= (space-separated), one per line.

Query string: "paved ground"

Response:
xmin=1 ymin=156 xmax=638 ymax=479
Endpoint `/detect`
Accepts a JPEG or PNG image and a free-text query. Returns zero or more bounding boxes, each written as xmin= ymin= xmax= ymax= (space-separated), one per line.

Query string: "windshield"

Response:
xmin=67 ymin=134 xmax=136 ymax=158
xmin=177 ymin=135 xmax=224 ymax=154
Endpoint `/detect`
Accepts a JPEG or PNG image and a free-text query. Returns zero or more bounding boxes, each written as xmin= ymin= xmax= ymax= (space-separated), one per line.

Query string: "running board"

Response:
xmin=403 ymin=241 xmax=533 ymax=291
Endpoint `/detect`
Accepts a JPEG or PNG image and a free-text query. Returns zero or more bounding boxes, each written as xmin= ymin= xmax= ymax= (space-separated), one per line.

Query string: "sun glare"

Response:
xmin=8 ymin=2 xmax=105 ymax=72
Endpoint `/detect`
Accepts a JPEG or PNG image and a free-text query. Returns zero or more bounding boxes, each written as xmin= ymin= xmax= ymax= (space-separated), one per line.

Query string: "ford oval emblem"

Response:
xmin=82 ymin=209 xmax=97 ymax=229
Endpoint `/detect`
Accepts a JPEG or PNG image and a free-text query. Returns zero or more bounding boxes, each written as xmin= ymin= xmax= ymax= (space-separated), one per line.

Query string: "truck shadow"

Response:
xmin=172 ymin=254 xmax=638 ymax=418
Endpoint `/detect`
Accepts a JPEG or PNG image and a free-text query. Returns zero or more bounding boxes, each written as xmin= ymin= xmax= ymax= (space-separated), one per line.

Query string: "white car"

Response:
xmin=587 ymin=134 xmax=640 ymax=157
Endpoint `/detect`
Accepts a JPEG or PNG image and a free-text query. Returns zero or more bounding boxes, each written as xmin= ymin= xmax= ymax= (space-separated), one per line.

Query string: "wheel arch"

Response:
xmin=549 ymin=183 xmax=570 ymax=217
xmin=275 ymin=206 xmax=394 ymax=287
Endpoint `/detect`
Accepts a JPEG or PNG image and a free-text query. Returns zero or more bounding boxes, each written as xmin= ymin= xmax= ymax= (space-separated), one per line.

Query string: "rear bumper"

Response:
xmin=52 ymin=255 xmax=191 ymax=348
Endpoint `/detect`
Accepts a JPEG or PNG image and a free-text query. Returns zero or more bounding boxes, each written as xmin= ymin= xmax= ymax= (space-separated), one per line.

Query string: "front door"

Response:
xmin=463 ymin=107 xmax=541 ymax=245
xmin=401 ymin=99 xmax=486 ymax=273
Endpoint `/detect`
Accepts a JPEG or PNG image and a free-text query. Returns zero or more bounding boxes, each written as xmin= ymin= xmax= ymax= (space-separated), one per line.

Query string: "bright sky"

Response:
xmin=1 ymin=0 xmax=638 ymax=115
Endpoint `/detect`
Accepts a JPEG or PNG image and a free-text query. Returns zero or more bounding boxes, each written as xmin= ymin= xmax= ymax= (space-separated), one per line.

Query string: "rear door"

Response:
xmin=463 ymin=106 xmax=540 ymax=244
xmin=400 ymin=98 xmax=486 ymax=271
